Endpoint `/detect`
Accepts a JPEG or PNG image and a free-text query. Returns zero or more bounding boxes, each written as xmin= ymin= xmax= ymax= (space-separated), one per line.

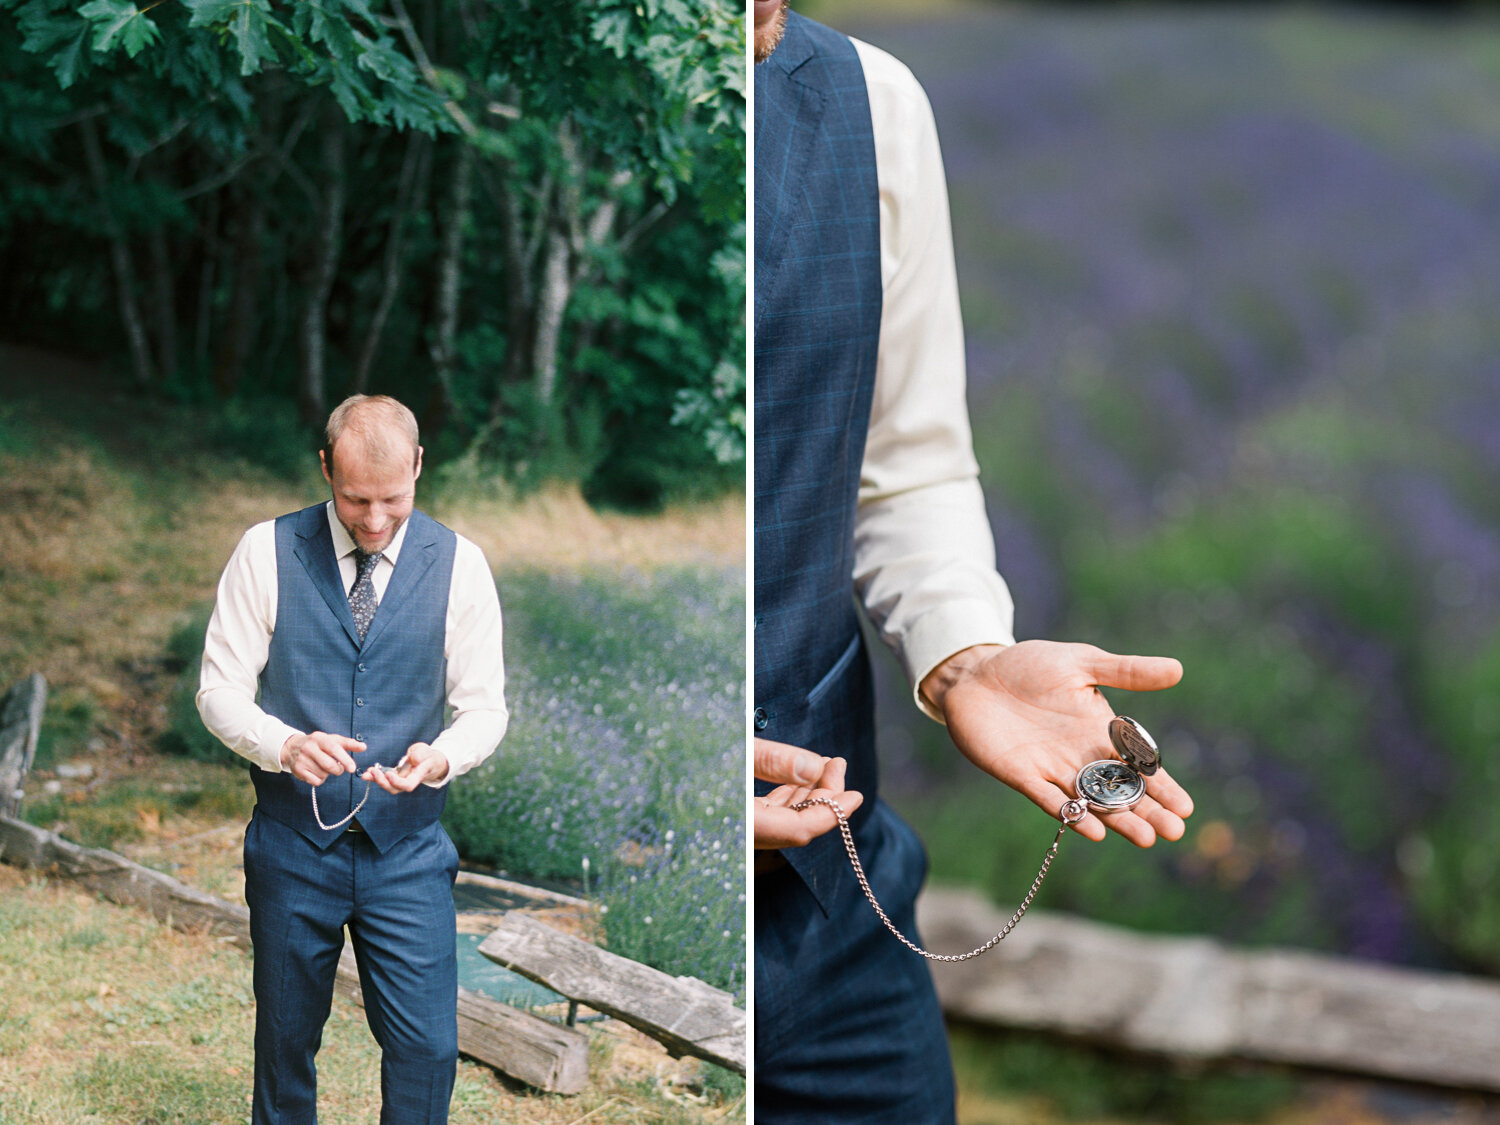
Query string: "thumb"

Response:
xmin=754 ymin=738 xmax=826 ymax=786
xmin=1084 ymin=650 xmax=1183 ymax=693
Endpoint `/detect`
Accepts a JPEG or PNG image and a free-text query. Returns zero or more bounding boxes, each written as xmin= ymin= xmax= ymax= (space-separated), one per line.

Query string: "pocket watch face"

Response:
xmin=1076 ymin=759 xmax=1145 ymax=811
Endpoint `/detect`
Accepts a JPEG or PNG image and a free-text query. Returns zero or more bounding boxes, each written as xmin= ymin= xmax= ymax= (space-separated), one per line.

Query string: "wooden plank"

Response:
xmin=334 ymin=949 xmax=590 ymax=1095
xmin=0 ymin=674 xmax=46 ymax=818
xmin=0 ymin=813 xmax=589 ymax=1093
xmin=917 ymin=885 xmax=1500 ymax=1093
xmin=478 ymin=913 xmax=745 ymax=1075
xmin=455 ymin=870 xmax=590 ymax=909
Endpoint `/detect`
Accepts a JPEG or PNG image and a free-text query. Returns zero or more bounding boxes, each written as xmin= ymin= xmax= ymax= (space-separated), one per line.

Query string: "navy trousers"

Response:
xmin=243 ymin=809 xmax=460 ymax=1125
xmin=755 ymin=801 xmax=957 ymax=1124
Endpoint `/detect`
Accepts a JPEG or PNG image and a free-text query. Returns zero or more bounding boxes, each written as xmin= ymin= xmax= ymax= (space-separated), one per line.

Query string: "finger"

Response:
xmin=1084 ymin=650 xmax=1183 ymax=693
xmin=305 ymin=743 xmax=346 ymax=778
xmin=755 ymin=805 xmax=839 ymax=849
xmin=753 ymin=738 xmax=826 ymax=787
xmin=312 ymin=736 xmax=359 ymax=775
xmin=1142 ymin=766 xmax=1194 ymax=820
xmin=754 ymin=788 xmax=863 ymax=849
xmin=816 ymin=756 xmax=848 ymax=792
xmin=1134 ymin=797 xmax=1187 ymax=843
xmin=335 ymin=736 xmax=367 ymax=753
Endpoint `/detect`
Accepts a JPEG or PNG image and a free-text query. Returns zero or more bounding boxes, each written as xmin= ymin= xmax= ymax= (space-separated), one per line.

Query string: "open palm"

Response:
xmin=933 ymin=640 xmax=1194 ymax=847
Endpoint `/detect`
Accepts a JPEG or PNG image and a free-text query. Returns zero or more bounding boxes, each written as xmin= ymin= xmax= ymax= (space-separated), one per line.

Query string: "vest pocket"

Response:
xmin=805 ymin=632 xmax=863 ymax=707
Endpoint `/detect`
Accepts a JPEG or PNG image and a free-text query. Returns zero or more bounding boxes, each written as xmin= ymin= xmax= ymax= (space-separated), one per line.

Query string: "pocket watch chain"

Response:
xmin=792 ymin=795 xmax=1087 ymax=962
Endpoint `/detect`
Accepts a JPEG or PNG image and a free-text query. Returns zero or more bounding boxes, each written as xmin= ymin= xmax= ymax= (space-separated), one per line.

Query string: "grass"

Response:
xmin=0 ymin=866 xmax=743 ymax=1125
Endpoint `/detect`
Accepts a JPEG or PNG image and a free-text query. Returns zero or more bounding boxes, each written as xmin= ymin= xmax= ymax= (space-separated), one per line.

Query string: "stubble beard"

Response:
xmin=754 ymin=2 xmax=788 ymax=63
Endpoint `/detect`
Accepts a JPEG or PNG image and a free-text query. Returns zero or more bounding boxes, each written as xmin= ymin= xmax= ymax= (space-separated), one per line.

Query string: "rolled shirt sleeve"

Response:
xmin=850 ymin=38 xmax=1016 ymax=722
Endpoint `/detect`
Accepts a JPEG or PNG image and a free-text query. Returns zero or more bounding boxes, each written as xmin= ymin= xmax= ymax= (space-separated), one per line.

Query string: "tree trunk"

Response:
xmin=194 ymin=189 xmax=220 ymax=378
xmin=146 ymin=222 xmax=178 ymax=383
xmin=79 ymin=118 xmax=154 ymax=389
xmin=532 ymin=228 xmax=570 ymax=411
xmin=354 ymin=132 xmax=428 ymax=393
xmin=298 ymin=110 xmax=347 ymax=425
xmin=427 ymin=139 xmax=474 ymax=429
xmin=214 ymin=186 xmax=265 ymax=398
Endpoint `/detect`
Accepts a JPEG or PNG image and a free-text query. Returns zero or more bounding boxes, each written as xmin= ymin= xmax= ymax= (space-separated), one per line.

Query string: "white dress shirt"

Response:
xmin=197 ymin=502 xmax=509 ymax=783
xmin=849 ymin=38 xmax=1017 ymax=721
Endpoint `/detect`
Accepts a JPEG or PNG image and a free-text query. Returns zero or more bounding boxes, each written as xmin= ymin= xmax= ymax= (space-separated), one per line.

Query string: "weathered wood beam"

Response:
xmin=0 ymin=674 xmax=46 ymax=819
xmin=0 ymin=813 xmax=251 ymax=941
xmin=479 ymin=913 xmax=745 ymax=1075
xmin=334 ymin=948 xmax=589 ymax=1095
xmin=0 ymin=814 xmax=589 ymax=1093
xmin=917 ymin=885 xmax=1500 ymax=1093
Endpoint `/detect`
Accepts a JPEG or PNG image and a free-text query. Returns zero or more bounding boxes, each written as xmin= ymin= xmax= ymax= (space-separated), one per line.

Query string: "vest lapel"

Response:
xmin=754 ymin=16 xmax=829 ymax=335
xmin=292 ymin=506 xmax=362 ymax=647
xmin=361 ymin=511 xmax=440 ymax=651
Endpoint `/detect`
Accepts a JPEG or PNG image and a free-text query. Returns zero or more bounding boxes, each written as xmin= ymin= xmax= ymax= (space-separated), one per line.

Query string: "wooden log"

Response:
xmin=0 ymin=813 xmax=589 ymax=1093
xmin=334 ymin=948 xmax=589 ymax=1095
xmin=479 ymin=913 xmax=746 ymax=1075
xmin=0 ymin=673 xmax=46 ymax=818
xmin=0 ymin=814 xmax=251 ymax=943
xmin=917 ymin=885 xmax=1500 ymax=1093
xmin=455 ymin=869 xmax=590 ymax=909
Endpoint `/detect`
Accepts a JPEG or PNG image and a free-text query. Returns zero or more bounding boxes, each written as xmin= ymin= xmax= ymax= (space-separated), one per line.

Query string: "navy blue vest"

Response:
xmin=254 ymin=504 xmax=456 ymax=853
xmin=754 ymin=13 xmax=883 ymax=909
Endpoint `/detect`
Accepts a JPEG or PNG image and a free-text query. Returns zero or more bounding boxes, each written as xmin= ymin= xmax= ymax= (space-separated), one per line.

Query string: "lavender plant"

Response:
xmin=443 ymin=567 xmax=745 ymax=996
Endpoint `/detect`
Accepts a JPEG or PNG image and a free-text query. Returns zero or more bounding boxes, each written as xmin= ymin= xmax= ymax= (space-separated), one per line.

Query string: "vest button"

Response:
xmin=354 ymin=733 xmax=364 ymax=741
xmin=753 ymin=707 xmax=768 ymax=731
xmin=356 ymin=698 xmax=365 ymax=707
xmin=357 ymin=663 xmax=367 ymax=673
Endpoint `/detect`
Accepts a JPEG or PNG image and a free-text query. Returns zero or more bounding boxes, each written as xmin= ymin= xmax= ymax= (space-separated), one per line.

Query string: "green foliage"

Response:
xmin=32 ymin=688 xmax=97 ymax=771
xmin=0 ymin=0 xmax=745 ymax=495
xmin=160 ymin=604 xmax=256 ymax=769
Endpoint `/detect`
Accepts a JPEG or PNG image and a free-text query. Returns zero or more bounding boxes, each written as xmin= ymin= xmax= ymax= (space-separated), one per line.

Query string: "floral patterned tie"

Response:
xmin=349 ymin=550 xmax=383 ymax=642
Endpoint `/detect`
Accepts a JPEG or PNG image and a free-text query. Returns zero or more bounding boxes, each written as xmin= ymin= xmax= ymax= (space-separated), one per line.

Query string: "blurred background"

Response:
xmin=796 ymin=0 xmax=1500 ymax=1120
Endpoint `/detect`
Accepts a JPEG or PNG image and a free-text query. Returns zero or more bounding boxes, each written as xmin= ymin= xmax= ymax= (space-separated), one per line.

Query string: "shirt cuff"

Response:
xmin=426 ymin=710 xmax=508 ymax=788
xmin=251 ymin=717 xmax=301 ymax=773
xmin=902 ymin=601 xmax=1016 ymax=723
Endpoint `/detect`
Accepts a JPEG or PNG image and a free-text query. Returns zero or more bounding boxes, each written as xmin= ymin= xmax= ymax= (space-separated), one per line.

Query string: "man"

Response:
xmin=752 ymin=6 xmax=1195 ymax=1122
xmin=198 ymin=394 xmax=507 ymax=1124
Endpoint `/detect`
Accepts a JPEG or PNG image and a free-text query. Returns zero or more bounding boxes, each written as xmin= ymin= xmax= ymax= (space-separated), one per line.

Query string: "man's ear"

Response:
xmin=319 ymin=448 xmax=333 ymax=486
xmin=413 ymin=445 xmax=424 ymax=482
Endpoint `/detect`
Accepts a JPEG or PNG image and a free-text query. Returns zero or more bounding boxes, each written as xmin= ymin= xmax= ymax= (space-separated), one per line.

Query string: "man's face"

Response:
xmin=754 ymin=0 xmax=788 ymax=63
xmin=321 ymin=437 xmax=422 ymax=555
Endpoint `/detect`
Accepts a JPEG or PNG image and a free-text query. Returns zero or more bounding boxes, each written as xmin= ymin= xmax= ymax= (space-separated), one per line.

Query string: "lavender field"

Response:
xmin=442 ymin=568 xmax=745 ymax=997
xmin=809 ymin=3 xmax=1500 ymax=976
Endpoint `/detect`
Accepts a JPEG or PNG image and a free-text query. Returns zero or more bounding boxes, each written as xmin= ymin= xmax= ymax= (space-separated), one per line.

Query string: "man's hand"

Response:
xmin=755 ymin=738 xmax=865 ymax=850
xmin=921 ymin=641 xmax=1193 ymax=847
xmin=364 ymin=741 xmax=449 ymax=793
xmin=281 ymin=731 xmax=366 ymax=785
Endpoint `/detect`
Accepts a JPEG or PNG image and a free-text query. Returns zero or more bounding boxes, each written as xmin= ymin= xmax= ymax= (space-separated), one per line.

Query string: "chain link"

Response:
xmin=791 ymin=796 xmax=1087 ymax=962
xmin=311 ymin=773 xmax=373 ymax=831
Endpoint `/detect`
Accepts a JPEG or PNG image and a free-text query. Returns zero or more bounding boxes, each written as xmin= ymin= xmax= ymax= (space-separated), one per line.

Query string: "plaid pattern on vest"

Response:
xmin=754 ymin=12 xmax=883 ymax=909
xmin=254 ymin=504 xmax=456 ymax=853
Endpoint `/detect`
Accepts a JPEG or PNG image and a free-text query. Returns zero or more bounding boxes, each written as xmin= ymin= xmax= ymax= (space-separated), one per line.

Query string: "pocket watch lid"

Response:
xmin=1108 ymin=715 xmax=1160 ymax=775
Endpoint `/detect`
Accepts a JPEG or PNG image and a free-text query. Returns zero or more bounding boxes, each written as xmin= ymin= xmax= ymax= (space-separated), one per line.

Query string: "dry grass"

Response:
xmin=0 ymin=866 xmax=742 ymax=1125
